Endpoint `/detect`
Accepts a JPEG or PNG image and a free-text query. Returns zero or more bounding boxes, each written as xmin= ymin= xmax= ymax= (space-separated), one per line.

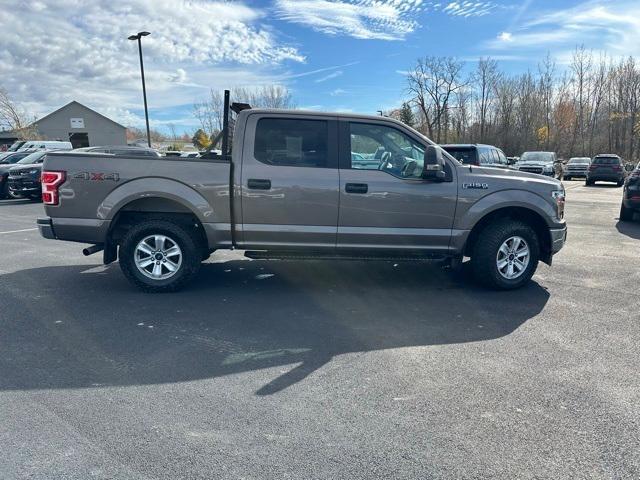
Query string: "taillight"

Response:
xmin=612 ymin=165 xmax=622 ymax=171
xmin=41 ymin=171 xmax=66 ymax=205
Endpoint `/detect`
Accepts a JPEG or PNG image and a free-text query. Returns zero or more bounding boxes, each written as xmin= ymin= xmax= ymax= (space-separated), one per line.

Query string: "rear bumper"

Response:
xmin=37 ymin=216 xmax=111 ymax=243
xmin=587 ymin=174 xmax=624 ymax=182
xmin=550 ymin=225 xmax=567 ymax=254
xmin=37 ymin=217 xmax=56 ymax=239
xmin=623 ymin=196 xmax=640 ymax=211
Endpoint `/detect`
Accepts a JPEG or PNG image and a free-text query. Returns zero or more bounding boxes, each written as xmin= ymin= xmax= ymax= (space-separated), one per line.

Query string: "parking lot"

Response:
xmin=0 ymin=182 xmax=638 ymax=479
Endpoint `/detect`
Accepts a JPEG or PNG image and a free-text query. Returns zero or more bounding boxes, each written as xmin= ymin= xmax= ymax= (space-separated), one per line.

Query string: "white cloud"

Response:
xmin=329 ymin=88 xmax=348 ymax=96
xmin=441 ymin=2 xmax=495 ymax=17
xmin=315 ymin=70 xmax=344 ymax=83
xmin=274 ymin=0 xmax=423 ymax=40
xmin=497 ymin=32 xmax=512 ymax=42
xmin=484 ymin=1 xmax=640 ymax=59
xmin=0 ymin=0 xmax=304 ymax=130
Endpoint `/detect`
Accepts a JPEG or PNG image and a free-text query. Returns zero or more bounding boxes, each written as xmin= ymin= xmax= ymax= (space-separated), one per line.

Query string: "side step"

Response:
xmin=244 ymin=250 xmax=451 ymax=263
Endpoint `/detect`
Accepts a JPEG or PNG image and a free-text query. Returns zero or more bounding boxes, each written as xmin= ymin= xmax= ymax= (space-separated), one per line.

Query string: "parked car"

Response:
xmin=563 ymin=157 xmax=591 ymax=180
xmin=0 ymin=151 xmax=38 ymax=198
xmin=0 ymin=140 xmax=27 ymax=161
xmin=441 ymin=144 xmax=511 ymax=169
xmin=515 ymin=152 xmax=559 ymax=177
xmin=38 ymin=96 xmax=567 ymax=292
xmin=180 ymin=152 xmax=201 ymax=158
xmin=586 ymin=154 xmax=626 ymax=186
xmin=17 ymin=140 xmax=72 ymax=152
xmin=6 ymin=151 xmax=48 ymax=200
xmin=619 ymin=162 xmax=640 ymax=221
xmin=72 ymin=145 xmax=161 ymax=157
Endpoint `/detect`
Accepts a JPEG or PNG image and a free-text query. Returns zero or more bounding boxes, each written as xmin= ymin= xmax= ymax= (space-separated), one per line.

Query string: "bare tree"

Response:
xmin=406 ymin=57 xmax=468 ymax=143
xmin=474 ymin=58 xmax=501 ymax=142
xmin=0 ymin=88 xmax=36 ymax=138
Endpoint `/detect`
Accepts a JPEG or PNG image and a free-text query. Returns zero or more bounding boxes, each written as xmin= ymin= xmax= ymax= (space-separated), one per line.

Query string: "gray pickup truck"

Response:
xmin=38 ymin=94 xmax=567 ymax=292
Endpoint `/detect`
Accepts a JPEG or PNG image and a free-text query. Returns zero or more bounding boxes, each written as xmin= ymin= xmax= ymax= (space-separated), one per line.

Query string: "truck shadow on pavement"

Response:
xmin=0 ymin=260 xmax=549 ymax=395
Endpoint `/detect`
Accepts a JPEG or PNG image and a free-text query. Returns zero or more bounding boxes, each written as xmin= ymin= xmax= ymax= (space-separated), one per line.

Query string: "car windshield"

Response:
xmin=569 ymin=158 xmax=590 ymax=164
xmin=16 ymin=151 xmax=45 ymax=164
xmin=521 ymin=152 xmax=554 ymax=163
xmin=443 ymin=147 xmax=475 ymax=164
xmin=0 ymin=153 xmax=30 ymax=164
xmin=7 ymin=141 xmax=25 ymax=152
xmin=593 ymin=157 xmax=620 ymax=165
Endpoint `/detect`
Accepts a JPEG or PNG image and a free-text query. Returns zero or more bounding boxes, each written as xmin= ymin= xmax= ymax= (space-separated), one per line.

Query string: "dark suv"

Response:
xmin=441 ymin=144 xmax=510 ymax=169
xmin=620 ymin=162 xmax=640 ymax=221
xmin=586 ymin=154 xmax=626 ymax=186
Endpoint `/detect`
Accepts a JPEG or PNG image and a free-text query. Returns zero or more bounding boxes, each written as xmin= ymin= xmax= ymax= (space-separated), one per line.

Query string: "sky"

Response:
xmin=2 ymin=0 xmax=639 ymax=135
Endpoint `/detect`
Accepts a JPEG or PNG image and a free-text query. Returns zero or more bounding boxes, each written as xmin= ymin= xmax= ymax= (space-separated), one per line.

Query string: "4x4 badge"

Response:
xmin=73 ymin=172 xmax=120 ymax=182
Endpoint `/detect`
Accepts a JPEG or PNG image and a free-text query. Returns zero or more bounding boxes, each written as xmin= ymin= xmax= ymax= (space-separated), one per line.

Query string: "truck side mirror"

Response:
xmin=422 ymin=145 xmax=446 ymax=181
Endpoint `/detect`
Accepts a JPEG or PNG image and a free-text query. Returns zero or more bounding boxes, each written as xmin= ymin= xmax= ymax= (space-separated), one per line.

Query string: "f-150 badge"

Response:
xmin=462 ymin=182 xmax=489 ymax=189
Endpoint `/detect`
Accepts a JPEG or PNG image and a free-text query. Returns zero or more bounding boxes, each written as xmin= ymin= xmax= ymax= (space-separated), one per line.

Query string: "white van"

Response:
xmin=18 ymin=140 xmax=72 ymax=152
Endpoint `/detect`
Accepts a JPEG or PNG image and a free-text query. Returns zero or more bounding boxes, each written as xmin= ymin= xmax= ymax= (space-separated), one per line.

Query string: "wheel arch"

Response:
xmin=464 ymin=206 xmax=553 ymax=265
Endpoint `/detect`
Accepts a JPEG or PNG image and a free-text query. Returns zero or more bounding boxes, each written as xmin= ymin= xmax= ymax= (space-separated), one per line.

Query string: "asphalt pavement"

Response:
xmin=0 ymin=182 xmax=638 ymax=479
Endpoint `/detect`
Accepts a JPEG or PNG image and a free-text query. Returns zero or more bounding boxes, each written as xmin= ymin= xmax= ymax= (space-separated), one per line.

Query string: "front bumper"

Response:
xmin=8 ymin=177 xmax=41 ymax=196
xmin=550 ymin=225 xmax=567 ymax=254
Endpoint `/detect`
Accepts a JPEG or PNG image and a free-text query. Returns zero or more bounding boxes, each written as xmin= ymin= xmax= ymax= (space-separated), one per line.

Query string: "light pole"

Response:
xmin=128 ymin=31 xmax=151 ymax=147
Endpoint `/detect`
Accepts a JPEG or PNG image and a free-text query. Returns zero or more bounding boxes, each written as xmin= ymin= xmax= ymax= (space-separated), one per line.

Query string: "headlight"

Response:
xmin=552 ymin=188 xmax=565 ymax=219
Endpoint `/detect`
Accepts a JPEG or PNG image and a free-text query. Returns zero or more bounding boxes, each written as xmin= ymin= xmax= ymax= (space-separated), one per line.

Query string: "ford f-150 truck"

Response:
xmin=38 ymin=93 xmax=567 ymax=292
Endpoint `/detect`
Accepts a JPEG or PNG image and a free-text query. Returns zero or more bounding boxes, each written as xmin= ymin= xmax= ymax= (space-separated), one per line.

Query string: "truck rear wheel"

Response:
xmin=119 ymin=220 xmax=201 ymax=293
xmin=471 ymin=219 xmax=540 ymax=290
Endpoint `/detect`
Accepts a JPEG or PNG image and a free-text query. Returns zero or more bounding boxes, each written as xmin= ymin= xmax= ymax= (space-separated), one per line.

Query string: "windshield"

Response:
xmin=7 ymin=141 xmax=25 ymax=152
xmin=0 ymin=152 xmax=31 ymax=164
xmin=16 ymin=151 xmax=46 ymax=164
xmin=569 ymin=157 xmax=590 ymax=164
xmin=521 ymin=152 xmax=554 ymax=163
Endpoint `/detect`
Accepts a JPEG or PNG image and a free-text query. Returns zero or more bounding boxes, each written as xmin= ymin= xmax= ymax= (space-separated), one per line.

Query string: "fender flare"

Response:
xmin=96 ymin=177 xmax=215 ymax=223
xmin=456 ymin=189 xmax=557 ymax=231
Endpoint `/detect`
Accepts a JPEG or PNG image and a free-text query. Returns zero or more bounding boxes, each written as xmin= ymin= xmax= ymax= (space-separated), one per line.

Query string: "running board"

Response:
xmin=243 ymin=250 xmax=450 ymax=262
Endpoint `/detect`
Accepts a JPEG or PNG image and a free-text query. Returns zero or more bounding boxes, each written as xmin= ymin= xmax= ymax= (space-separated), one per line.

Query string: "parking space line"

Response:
xmin=0 ymin=228 xmax=38 ymax=235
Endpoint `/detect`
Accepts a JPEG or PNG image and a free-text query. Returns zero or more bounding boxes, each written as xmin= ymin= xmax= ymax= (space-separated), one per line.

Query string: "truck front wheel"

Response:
xmin=471 ymin=219 xmax=540 ymax=290
xmin=119 ymin=220 xmax=202 ymax=293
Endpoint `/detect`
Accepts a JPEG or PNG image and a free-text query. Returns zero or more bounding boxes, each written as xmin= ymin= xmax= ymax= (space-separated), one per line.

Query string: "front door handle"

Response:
xmin=345 ymin=183 xmax=368 ymax=194
xmin=247 ymin=178 xmax=271 ymax=190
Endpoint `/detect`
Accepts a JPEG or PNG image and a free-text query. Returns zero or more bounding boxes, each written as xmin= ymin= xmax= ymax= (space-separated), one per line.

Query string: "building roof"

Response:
xmin=34 ymin=101 xmax=126 ymax=130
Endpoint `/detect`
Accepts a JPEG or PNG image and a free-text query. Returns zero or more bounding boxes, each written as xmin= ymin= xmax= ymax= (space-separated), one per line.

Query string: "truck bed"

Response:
xmin=42 ymin=152 xmax=232 ymax=246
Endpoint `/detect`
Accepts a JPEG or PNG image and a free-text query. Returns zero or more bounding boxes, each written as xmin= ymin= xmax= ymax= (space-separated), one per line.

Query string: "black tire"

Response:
xmin=585 ymin=179 xmax=593 ymax=186
xmin=471 ymin=219 xmax=540 ymax=290
xmin=620 ymin=202 xmax=634 ymax=221
xmin=616 ymin=180 xmax=624 ymax=187
xmin=119 ymin=219 xmax=202 ymax=293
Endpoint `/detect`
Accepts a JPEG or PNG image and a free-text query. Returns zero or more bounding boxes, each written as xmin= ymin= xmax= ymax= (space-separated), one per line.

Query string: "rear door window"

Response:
xmin=254 ymin=118 xmax=329 ymax=168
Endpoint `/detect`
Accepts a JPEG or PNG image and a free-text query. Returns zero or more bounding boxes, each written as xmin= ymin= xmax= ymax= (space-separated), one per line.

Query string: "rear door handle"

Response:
xmin=247 ymin=178 xmax=271 ymax=190
xmin=345 ymin=183 xmax=368 ymax=194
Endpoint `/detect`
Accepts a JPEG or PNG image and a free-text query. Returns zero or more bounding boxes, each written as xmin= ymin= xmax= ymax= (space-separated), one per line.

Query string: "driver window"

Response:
xmin=349 ymin=123 xmax=425 ymax=179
